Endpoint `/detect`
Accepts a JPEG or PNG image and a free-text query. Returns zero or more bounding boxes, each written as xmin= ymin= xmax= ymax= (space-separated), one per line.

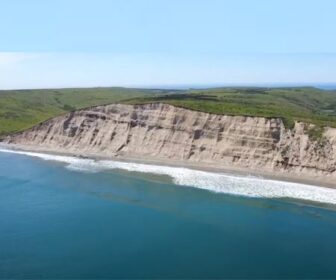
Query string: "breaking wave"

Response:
xmin=1 ymin=148 xmax=336 ymax=205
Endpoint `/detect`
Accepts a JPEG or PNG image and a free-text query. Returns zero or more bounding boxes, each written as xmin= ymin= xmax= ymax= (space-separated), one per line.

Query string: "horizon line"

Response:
xmin=1 ymin=82 xmax=336 ymax=91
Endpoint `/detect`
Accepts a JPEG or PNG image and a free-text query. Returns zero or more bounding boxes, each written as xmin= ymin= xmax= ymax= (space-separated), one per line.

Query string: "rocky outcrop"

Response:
xmin=4 ymin=103 xmax=336 ymax=179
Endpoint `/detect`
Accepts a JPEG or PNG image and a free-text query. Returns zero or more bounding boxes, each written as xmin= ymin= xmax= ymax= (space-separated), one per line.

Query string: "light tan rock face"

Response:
xmin=5 ymin=103 xmax=336 ymax=178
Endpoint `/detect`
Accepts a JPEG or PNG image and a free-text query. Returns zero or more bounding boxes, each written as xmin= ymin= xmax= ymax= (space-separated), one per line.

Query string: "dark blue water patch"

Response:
xmin=149 ymin=83 xmax=336 ymax=90
xmin=315 ymin=84 xmax=336 ymax=90
xmin=1 ymin=152 xmax=336 ymax=278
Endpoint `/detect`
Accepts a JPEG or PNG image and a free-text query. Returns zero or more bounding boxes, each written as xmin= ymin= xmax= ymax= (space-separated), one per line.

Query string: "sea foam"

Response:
xmin=1 ymin=148 xmax=336 ymax=205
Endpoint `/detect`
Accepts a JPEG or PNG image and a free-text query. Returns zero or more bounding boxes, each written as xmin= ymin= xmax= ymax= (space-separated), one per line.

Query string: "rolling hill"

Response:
xmin=1 ymin=86 xmax=335 ymax=136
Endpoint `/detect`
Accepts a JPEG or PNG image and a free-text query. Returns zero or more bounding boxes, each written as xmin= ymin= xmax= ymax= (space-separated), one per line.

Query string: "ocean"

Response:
xmin=1 ymin=149 xmax=336 ymax=278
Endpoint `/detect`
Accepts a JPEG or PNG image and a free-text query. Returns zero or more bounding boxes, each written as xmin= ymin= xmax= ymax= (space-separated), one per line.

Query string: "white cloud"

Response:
xmin=0 ymin=52 xmax=335 ymax=89
xmin=0 ymin=52 xmax=41 ymax=68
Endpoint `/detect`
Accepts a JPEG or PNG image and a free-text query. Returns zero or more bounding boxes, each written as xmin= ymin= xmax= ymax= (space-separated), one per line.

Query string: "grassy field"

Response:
xmin=0 ymin=87 xmax=177 ymax=135
xmin=0 ymin=86 xmax=335 ymax=136
xmin=124 ymin=87 xmax=336 ymax=129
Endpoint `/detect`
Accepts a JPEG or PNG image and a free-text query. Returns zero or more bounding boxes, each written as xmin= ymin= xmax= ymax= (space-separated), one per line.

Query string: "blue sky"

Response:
xmin=0 ymin=0 xmax=335 ymax=89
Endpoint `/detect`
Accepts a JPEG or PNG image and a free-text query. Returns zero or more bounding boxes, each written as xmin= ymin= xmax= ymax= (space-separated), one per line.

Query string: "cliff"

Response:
xmin=4 ymin=103 xmax=336 ymax=181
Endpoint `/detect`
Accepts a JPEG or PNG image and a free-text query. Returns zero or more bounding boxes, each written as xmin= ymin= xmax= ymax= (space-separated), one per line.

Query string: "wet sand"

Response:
xmin=1 ymin=143 xmax=335 ymax=189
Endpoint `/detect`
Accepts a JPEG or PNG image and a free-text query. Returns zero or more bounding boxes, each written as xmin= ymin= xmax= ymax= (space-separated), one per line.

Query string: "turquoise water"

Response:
xmin=1 ymin=151 xmax=336 ymax=279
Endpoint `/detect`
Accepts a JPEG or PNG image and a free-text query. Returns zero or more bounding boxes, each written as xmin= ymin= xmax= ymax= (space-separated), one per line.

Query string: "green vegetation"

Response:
xmin=305 ymin=125 xmax=325 ymax=142
xmin=123 ymin=87 xmax=336 ymax=129
xmin=1 ymin=86 xmax=336 ymax=136
xmin=0 ymin=87 xmax=177 ymax=135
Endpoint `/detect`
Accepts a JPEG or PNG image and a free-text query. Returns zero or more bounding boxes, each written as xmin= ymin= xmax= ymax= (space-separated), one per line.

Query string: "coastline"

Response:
xmin=1 ymin=143 xmax=335 ymax=189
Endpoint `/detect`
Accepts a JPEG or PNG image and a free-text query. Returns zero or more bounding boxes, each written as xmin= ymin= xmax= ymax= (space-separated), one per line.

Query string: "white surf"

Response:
xmin=1 ymin=148 xmax=336 ymax=205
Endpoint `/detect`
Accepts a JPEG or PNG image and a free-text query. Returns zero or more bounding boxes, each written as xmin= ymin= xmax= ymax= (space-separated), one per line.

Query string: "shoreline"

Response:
xmin=1 ymin=143 xmax=336 ymax=189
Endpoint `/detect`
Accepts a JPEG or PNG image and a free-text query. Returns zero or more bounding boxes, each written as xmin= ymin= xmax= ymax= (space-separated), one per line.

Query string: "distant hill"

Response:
xmin=1 ymin=86 xmax=336 ymax=135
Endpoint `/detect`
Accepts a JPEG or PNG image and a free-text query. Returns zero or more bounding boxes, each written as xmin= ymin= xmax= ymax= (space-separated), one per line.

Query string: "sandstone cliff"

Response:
xmin=4 ymin=103 xmax=336 ymax=180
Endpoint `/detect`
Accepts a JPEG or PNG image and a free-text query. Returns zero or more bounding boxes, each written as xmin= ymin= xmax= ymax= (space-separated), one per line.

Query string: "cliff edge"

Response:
xmin=4 ymin=103 xmax=336 ymax=181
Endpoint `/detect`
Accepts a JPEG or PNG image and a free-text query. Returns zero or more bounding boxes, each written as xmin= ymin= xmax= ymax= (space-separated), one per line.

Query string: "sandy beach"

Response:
xmin=1 ymin=143 xmax=335 ymax=189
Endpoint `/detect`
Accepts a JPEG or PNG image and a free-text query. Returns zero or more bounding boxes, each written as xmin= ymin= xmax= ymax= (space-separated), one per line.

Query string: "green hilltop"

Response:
xmin=0 ymin=87 xmax=175 ymax=136
xmin=124 ymin=87 xmax=336 ymax=129
xmin=1 ymin=86 xmax=336 ymax=136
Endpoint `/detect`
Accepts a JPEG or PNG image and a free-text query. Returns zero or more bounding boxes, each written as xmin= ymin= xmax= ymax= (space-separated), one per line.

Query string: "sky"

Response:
xmin=0 ymin=0 xmax=335 ymax=89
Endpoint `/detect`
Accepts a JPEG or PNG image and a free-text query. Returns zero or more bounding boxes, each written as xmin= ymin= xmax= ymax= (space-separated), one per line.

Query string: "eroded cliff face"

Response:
xmin=4 ymin=103 xmax=336 ymax=178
